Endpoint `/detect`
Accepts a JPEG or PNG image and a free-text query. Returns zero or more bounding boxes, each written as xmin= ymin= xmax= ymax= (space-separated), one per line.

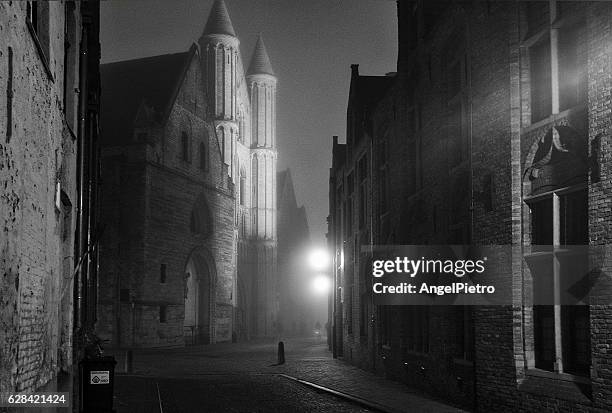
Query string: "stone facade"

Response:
xmin=97 ymin=0 xmax=279 ymax=347
xmin=329 ymin=1 xmax=612 ymax=411
xmin=277 ymin=169 xmax=312 ymax=336
xmin=0 ymin=1 xmax=100 ymax=394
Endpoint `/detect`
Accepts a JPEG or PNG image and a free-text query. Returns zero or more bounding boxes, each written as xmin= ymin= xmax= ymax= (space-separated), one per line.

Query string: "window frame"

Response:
xmin=524 ymin=184 xmax=591 ymax=377
xmin=523 ymin=0 xmax=587 ymax=125
xmin=26 ymin=1 xmax=53 ymax=81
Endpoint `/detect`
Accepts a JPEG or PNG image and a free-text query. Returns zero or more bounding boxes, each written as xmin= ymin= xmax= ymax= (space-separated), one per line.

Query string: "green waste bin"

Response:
xmin=80 ymin=355 xmax=116 ymax=413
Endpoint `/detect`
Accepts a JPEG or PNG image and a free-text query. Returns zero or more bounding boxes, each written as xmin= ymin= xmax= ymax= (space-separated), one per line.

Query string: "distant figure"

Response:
xmin=314 ymin=321 xmax=322 ymax=342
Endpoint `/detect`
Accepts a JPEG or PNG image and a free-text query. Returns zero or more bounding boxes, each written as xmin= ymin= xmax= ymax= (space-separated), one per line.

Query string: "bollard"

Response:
xmin=277 ymin=341 xmax=285 ymax=365
xmin=125 ymin=349 xmax=133 ymax=374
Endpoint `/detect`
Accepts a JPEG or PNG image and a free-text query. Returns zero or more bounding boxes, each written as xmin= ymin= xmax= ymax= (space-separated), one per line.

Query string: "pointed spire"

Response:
xmin=203 ymin=0 xmax=236 ymax=37
xmin=248 ymin=34 xmax=275 ymax=76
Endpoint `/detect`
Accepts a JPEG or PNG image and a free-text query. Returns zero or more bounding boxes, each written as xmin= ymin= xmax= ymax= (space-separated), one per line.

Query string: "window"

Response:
xmin=359 ymin=292 xmax=368 ymax=336
xmin=346 ymin=172 xmax=354 ymax=238
xmin=358 ymin=156 xmax=368 ymax=228
xmin=455 ymin=306 xmax=474 ymax=361
xmin=379 ymin=306 xmax=392 ymax=347
xmin=526 ymin=1 xmax=548 ymax=36
xmin=27 ymin=2 xmax=50 ymax=65
xmin=120 ymin=289 xmax=130 ymax=303
xmin=378 ymin=140 xmax=388 ymax=214
xmin=160 ymin=264 xmax=167 ymax=284
xmin=159 ymin=306 xmax=167 ymax=323
xmin=251 ymin=156 xmax=258 ymax=208
xmin=558 ymin=22 xmax=586 ymax=111
xmin=526 ymin=1 xmax=587 ymax=123
xmin=239 ymin=171 xmax=246 ymax=206
xmin=238 ymin=110 xmax=246 ymax=143
xmin=530 ymin=38 xmax=552 ymax=123
xmin=181 ymin=132 xmax=190 ymax=162
xmin=527 ymin=188 xmax=590 ymax=376
xmin=190 ymin=194 xmax=212 ymax=236
xmin=347 ymin=285 xmax=354 ymax=335
xmin=402 ymin=306 xmax=429 ymax=353
xmin=199 ymin=142 xmax=207 ymax=170
xmin=445 ymin=38 xmax=468 ymax=167
xmin=416 ymin=115 xmax=424 ymax=190
xmin=379 ymin=168 xmax=387 ymax=214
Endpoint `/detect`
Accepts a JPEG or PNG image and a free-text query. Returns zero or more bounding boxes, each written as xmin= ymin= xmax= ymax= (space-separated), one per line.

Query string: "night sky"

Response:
xmin=100 ymin=0 xmax=398 ymax=245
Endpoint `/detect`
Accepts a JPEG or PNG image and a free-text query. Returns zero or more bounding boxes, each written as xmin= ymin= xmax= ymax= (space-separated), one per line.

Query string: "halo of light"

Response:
xmin=312 ymin=274 xmax=331 ymax=295
xmin=308 ymin=248 xmax=330 ymax=271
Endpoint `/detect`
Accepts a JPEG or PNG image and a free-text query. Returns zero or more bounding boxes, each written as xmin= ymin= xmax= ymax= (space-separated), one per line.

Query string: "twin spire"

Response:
xmin=202 ymin=0 xmax=274 ymax=76
xmin=203 ymin=0 xmax=236 ymax=37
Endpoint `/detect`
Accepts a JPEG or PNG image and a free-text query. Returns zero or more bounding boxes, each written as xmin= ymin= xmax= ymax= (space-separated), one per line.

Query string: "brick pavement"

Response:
xmin=276 ymin=340 xmax=467 ymax=413
xmin=106 ymin=338 xmax=467 ymax=412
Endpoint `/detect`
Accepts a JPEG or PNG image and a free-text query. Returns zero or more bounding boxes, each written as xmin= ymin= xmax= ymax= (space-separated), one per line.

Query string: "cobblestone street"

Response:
xmin=108 ymin=338 xmax=465 ymax=412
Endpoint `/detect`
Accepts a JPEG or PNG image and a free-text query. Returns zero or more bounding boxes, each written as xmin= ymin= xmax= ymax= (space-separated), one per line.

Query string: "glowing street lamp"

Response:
xmin=312 ymin=274 xmax=331 ymax=295
xmin=308 ymin=248 xmax=330 ymax=271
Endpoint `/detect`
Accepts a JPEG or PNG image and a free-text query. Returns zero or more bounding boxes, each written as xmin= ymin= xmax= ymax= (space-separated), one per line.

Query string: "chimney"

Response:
xmin=351 ymin=64 xmax=359 ymax=78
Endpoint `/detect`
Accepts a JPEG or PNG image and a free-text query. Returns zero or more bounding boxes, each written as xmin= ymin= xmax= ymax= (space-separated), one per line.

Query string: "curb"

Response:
xmin=278 ymin=373 xmax=404 ymax=413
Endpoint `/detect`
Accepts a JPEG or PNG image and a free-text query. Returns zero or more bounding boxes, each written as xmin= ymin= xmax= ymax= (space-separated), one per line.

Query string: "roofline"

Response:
xmin=160 ymin=43 xmax=199 ymax=123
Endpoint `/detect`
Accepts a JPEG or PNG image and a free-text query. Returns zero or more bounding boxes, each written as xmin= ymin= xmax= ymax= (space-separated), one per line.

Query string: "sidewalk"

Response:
xmin=277 ymin=348 xmax=467 ymax=413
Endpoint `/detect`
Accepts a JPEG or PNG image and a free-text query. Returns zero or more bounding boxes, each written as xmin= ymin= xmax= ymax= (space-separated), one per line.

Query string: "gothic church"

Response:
xmin=97 ymin=0 xmax=278 ymax=346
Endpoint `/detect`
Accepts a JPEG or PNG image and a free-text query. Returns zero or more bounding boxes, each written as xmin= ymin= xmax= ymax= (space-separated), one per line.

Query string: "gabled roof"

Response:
xmin=248 ymin=34 xmax=274 ymax=76
xmin=203 ymin=0 xmax=236 ymax=37
xmin=354 ymin=75 xmax=395 ymax=108
xmin=347 ymin=67 xmax=395 ymax=138
xmin=100 ymin=47 xmax=195 ymax=145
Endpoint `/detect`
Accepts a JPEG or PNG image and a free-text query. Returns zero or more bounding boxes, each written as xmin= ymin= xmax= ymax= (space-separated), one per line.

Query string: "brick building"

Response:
xmin=329 ymin=1 xmax=612 ymax=411
xmin=0 ymin=0 xmax=101 ymax=396
xmin=97 ymin=0 xmax=279 ymax=347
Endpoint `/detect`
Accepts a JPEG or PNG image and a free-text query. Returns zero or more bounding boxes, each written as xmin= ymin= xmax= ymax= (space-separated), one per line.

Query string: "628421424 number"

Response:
xmin=0 ymin=392 xmax=70 ymax=407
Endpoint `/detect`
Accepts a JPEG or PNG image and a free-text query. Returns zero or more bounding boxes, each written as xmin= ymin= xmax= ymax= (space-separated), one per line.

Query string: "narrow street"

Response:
xmin=108 ymin=338 xmax=464 ymax=413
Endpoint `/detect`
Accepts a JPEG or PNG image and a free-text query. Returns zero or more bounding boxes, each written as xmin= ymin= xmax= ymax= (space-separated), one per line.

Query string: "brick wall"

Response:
xmin=0 ymin=1 xmax=81 ymax=393
xmin=330 ymin=1 xmax=612 ymax=411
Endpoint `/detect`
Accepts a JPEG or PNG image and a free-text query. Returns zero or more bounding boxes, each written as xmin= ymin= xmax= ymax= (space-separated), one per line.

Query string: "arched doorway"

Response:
xmin=184 ymin=250 xmax=214 ymax=345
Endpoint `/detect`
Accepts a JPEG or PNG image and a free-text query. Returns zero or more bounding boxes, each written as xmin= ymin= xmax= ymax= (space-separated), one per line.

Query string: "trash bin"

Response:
xmin=79 ymin=355 xmax=116 ymax=413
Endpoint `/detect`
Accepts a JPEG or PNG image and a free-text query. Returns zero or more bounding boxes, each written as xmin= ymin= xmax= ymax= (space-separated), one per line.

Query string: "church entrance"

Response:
xmin=184 ymin=251 xmax=213 ymax=345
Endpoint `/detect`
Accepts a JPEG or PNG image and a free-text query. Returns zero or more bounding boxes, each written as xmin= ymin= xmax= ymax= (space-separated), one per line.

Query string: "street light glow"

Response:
xmin=312 ymin=274 xmax=331 ymax=295
xmin=308 ymin=248 xmax=330 ymax=271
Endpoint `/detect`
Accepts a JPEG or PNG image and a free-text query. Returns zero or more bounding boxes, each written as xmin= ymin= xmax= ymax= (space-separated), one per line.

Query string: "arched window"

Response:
xmin=239 ymin=168 xmax=246 ymax=206
xmin=199 ymin=142 xmax=207 ymax=170
xmin=190 ymin=194 xmax=212 ymax=237
xmin=181 ymin=132 xmax=190 ymax=162
xmin=251 ymin=155 xmax=258 ymax=208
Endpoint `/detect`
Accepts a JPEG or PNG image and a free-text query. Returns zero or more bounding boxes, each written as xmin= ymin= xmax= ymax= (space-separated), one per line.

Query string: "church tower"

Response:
xmin=199 ymin=0 xmax=239 ymax=178
xmin=247 ymin=35 xmax=278 ymax=337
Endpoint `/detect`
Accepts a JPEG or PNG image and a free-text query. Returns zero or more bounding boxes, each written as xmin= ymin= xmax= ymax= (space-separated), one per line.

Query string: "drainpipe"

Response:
xmin=75 ymin=9 xmax=89 ymax=345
